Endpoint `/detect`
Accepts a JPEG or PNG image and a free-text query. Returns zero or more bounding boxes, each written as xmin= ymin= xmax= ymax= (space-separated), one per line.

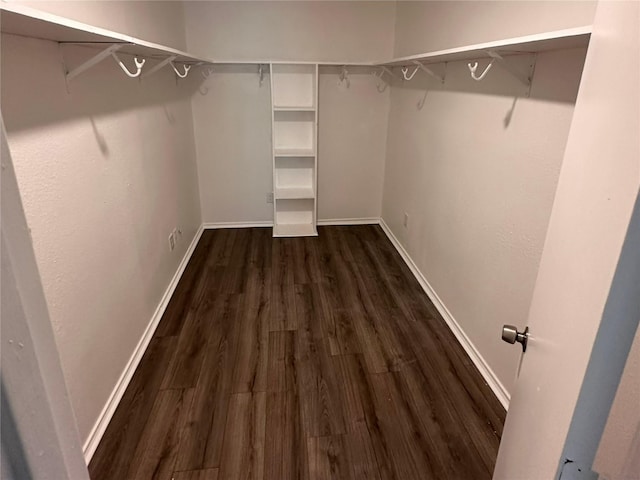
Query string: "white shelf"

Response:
xmin=275 ymin=187 xmax=314 ymax=200
xmin=273 ymin=223 xmax=317 ymax=238
xmin=274 ymin=148 xmax=315 ymax=158
xmin=1 ymin=4 xmax=591 ymax=69
xmin=207 ymin=60 xmax=373 ymax=66
xmin=273 ymin=109 xmax=315 ymax=154
xmin=271 ymin=63 xmax=318 ymax=238
xmin=273 ymin=106 xmax=316 ymax=112
xmin=376 ymin=26 xmax=592 ymax=66
xmin=0 ymin=3 xmax=205 ymax=63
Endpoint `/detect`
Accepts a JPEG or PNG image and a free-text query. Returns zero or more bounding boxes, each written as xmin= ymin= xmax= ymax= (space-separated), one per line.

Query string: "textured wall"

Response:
xmin=184 ymin=1 xmax=396 ymax=63
xmin=381 ymin=43 xmax=588 ymax=396
xmin=380 ymin=0 xmax=597 ymax=401
xmin=317 ymin=66 xmax=388 ymax=221
xmin=189 ymin=66 xmax=390 ymax=225
xmin=1 ymin=119 xmax=89 ymax=479
xmin=1 ymin=34 xmax=201 ymax=443
xmin=188 ymin=65 xmax=273 ymax=224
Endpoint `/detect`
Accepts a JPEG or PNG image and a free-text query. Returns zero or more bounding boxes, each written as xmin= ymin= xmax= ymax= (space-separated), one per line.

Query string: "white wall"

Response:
xmin=1 ymin=33 xmax=201 ymax=446
xmin=190 ymin=66 xmax=389 ymax=224
xmin=382 ymin=2 xmax=595 ymax=398
xmin=317 ymin=66 xmax=388 ymax=221
xmin=393 ymin=0 xmax=597 ymax=56
xmin=183 ymin=1 xmax=396 ymax=63
xmin=189 ymin=65 xmax=273 ymax=224
xmin=185 ymin=1 xmax=394 ymax=225
xmin=2 ymin=118 xmax=89 ymax=479
xmin=11 ymin=0 xmax=187 ymax=50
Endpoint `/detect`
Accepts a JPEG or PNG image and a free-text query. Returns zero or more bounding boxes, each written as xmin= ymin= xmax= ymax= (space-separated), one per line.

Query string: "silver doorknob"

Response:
xmin=502 ymin=325 xmax=529 ymax=352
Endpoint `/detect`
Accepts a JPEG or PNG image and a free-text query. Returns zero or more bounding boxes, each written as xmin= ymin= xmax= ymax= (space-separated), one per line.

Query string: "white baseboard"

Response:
xmin=317 ymin=217 xmax=380 ymax=226
xmin=378 ymin=218 xmax=510 ymax=409
xmin=203 ymin=221 xmax=273 ymax=229
xmin=83 ymin=217 xmax=508 ymax=463
xmin=202 ymin=218 xmax=379 ymax=229
xmin=82 ymin=224 xmax=205 ymax=463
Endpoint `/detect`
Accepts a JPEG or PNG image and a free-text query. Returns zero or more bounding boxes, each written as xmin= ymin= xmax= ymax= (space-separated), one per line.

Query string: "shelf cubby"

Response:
xmin=270 ymin=63 xmax=318 ymax=237
xmin=275 ymin=157 xmax=315 ymax=200
xmin=271 ymin=64 xmax=317 ymax=109
xmin=273 ymin=199 xmax=317 ymax=237
xmin=273 ymin=110 xmax=315 ymax=153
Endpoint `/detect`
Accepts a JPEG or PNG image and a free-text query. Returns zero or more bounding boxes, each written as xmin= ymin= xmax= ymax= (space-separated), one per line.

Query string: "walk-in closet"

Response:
xmin=1 ymin=2 xmax=638 ymax=479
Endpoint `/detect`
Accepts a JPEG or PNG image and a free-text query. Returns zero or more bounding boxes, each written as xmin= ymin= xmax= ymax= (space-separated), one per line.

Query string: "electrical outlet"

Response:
xmin=403 ymin=212 xmax=409 ymax=228
xmin=168 ymin=233 xmax=175 ymax=251
xmin=266 ymin=192 xmax=274 ymax=204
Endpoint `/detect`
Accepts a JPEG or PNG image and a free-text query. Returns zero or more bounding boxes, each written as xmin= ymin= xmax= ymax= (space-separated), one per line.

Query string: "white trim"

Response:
xmin=83 ymin=217 xmax=508 ymax=463
xmin=203 ymin=221 xmax=273 ymax=229
xmin=82 ymin=224 xmax=205 ymax=462
xmin=378 ymin=218 xmax=510 ymax=409
xmin=202 ymin=218 xmax=380 ymax=229
xmin=375 ymin=26 xmax=591 ymax=66
xmin=317 ymin=217 xmax=380 ymax=226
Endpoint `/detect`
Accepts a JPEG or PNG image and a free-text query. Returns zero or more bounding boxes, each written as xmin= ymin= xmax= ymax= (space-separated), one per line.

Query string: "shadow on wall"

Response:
xmin=0 ymin=383 xmax=31 ymax=480
xmin=0 ymin=36 xmax=201 ymax=134
xmin=381 ymin=47 xmax=588 ymax=110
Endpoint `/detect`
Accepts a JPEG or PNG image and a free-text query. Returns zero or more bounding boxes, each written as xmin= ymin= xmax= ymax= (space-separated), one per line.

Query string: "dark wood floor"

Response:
xmin=89 ymin=225 xmax=505 ymax=480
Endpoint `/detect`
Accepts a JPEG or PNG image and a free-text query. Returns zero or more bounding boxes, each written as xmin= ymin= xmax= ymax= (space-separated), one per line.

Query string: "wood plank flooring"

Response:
xmin=89 ymin=226 xmax=505 ymax=480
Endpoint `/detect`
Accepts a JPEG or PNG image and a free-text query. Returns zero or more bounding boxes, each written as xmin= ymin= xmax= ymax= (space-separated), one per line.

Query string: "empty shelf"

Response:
xmin=377 ymin=26 xmax=592 ymax=66
xmin=0 ymin=3 xmax=204 ymax=63
xmin=274 ymin=106 xmax=316 ymax=112
xmin=274 ymin=148 xmax=315 ymax=157
xmin=273 ymin=223 xmax=318 ymax=237
xmin=275 ymin=187 xmax=314 ymax=199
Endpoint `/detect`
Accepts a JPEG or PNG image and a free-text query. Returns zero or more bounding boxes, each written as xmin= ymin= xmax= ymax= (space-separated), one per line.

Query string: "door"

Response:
xmin=493 ymin=1 xmax=640 ymax=478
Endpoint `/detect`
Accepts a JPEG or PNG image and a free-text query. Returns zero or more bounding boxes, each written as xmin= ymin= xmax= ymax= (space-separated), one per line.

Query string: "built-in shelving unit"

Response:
xmin=270 ymin=63 xmax=319 ymax=237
